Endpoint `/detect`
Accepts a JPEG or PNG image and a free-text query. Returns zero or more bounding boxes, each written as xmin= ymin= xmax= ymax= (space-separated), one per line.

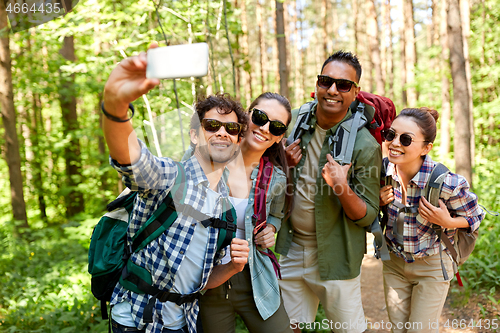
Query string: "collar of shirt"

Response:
xmin=386 ymin=154 xmax=436 ymax=191
xmin=307 ymin=102 xmax=354 ymax=136
xmin=184 ymin=154 xmax=230 ymax=196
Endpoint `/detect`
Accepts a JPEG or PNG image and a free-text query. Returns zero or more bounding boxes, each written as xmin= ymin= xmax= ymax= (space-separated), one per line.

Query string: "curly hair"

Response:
xmin=190 ymin=93 xmax=249 ymax=143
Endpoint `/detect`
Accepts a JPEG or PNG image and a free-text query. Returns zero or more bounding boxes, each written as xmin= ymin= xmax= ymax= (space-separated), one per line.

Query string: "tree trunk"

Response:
xmin=234 ymin=32 xmax=241 ymax=100
xmin=256 ymin=0 xmax=267 ymax=92
xmin=0 ymin=1 xmax=28 ymax=232
xmin=299 ymin=7 xmax=307 ymax=101
xmin=321 ymin=0 xmax=328 ymax=60
xmin=276 ymin=0 xmax=289 ymax=99
xmin=59 ymin=19 xmax=84 ymax=217
xmin=439 ymin=0 xmax=451 ymax=156
xmin=403 ymin=0 xmax=417 ymax=106
xmin=460 ymin=0 xmax=474 ymax=166
xmin=329 ymin=0 xmax=338 ymax=53
xmin=240 ymin=0 xmax=253 ymax=106
xmin=367 ymin=0 xmax=385 ymax=95
xmin=447 ymin=0 xmax=472 ymax=186
xmin=427 ymin=0 xmax=438 ymax=103
xmin=380 ymin=0 xmax=387 ymax=84
xmin=214 ymin=0 xmax=224 ymax=93
xmin=26 ymin=33 xmax=47 ymax=221
xmin=400 ymin=1 xmax=407 ymax=106
xmin=353 ymin=0 xmax=359 ymax=54
xmin=362 ymin=0 xmax=372 ymax=92
xmin=479 ymin=0 xmax=485 ymax=102
xmin=283 ymin=2 xmax=291 ymax=78
xmin=30 ymin=94 xmax=48 ymax=221
xmin=292 ymin=1 xmax=303 ymax=106
xmin=271 ymin=0 xmax=279 ymax=93
xmin=385 ymin=0 xmax=394 ymax=100
xmin=222 ymin=0 xmax=236 ymax=96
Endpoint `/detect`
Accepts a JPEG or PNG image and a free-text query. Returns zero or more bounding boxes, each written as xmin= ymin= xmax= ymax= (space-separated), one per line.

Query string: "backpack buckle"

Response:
xmin=226 ymin=222 xmax=237 ymax=233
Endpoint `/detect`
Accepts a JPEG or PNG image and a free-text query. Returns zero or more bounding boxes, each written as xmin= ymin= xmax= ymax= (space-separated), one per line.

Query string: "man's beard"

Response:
xmin=197 ymin=142 xmax=239 ymax=164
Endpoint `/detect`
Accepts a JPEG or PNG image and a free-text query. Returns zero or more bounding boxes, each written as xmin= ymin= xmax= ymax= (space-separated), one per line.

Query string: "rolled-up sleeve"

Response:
xmin=346 ymin=135 xmax=382 ymax=228
xmin=110 ymin=139 xmax=178 ymax=193
xmin=442 ymin=173 xmax=484 ymax=233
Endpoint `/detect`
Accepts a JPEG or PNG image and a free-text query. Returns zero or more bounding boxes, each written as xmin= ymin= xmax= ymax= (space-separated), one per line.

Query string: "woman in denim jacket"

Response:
xmin=199 ymin=92 xmax=293 ymax=333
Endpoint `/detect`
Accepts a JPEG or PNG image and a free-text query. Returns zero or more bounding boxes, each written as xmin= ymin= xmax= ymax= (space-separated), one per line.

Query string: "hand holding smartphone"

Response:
xmin=146 ymin=43 xmax=209 ymax=79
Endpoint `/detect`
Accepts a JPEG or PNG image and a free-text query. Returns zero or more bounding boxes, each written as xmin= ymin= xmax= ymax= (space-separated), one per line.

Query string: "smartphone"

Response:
xmin=146 ymin=43 xmax=209 ymax=79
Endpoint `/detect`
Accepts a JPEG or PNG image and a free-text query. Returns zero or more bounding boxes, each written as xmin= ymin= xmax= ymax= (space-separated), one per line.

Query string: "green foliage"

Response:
xmin=0 ymin=223 xmax=106 ymax=332
xmin=1 ymin=0 xmax=500 ymax=330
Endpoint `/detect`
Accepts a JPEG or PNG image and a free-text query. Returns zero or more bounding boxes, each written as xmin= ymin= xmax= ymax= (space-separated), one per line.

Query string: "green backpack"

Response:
xmin=88 ymin=162 xmax=236 ymax=321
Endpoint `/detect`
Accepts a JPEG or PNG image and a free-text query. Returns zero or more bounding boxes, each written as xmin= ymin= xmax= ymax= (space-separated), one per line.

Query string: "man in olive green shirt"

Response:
xmin=276 ymin=51 xmax=381 ymax=333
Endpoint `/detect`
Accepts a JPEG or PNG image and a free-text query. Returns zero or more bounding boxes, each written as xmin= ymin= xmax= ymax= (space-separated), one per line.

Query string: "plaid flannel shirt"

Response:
xmin=110 ymin=141 xmax=228 ymax=333
xmin=384 ymin=155 xmax=484 ymax=262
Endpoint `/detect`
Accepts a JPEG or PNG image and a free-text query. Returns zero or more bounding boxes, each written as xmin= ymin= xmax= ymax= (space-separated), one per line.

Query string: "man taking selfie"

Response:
xmin=102 ymin=43 xmax=250 ymax=333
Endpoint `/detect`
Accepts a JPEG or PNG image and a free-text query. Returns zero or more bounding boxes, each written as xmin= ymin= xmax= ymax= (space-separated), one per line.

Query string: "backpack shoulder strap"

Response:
xmin=425 ymin=163 xmax=450 ymax=207
xmin=216 ymin=198 xmax=237 ymax=251
xmin=332 ymin=103 xmax=368 ymax=165
xmin=286 ymin=101 xmax=315 ymax=145
xmin=382 ymin=157 xmax=396 ymax=188
xmin=107 ymin=188 xmax=136 ymax=213
xmin=423 ymin=162 xmax=456 ymax=280
xmin=130 ymin=162 xmax=187 ymax=252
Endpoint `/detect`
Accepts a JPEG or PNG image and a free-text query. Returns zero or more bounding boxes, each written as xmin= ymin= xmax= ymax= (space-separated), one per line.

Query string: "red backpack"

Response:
xmin=355 ymin=91 xmax=396 ymax=145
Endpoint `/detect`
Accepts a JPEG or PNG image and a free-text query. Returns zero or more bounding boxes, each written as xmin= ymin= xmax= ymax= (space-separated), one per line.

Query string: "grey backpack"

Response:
xmin=384 ymin=159 xmax=479 ymax=280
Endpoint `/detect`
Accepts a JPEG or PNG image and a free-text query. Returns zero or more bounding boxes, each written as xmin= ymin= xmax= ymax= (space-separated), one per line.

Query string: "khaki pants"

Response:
xmin=199 ymin=266 xmax=292 ymax=333
xmin=383 ymin=252 xmax=454 ymax=333
xmin=279 ymin=240 xmax=367 ymax=333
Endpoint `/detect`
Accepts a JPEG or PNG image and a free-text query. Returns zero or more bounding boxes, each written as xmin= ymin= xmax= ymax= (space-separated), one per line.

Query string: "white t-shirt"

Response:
xmin=112 ymin=188 xmax=220 ymax=329
xmin=221 ymin=196 xmax=249 ymax=265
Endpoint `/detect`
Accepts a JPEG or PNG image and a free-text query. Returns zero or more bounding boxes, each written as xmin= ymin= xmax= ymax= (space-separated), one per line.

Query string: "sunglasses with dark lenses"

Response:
xmin=251 ymin=108 xmax=288 ymax=136
xmin=317 ymin=75 xmax=359 ymax=92
xmin=384 ymin=129 xmax=428 ymax=147
xmin=201 ymin=118 xmax=242 ymax=136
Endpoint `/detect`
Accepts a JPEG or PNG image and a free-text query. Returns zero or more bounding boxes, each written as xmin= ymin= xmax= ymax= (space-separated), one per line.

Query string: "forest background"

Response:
xmin=0 ymin=0 xmax=499 ymax=332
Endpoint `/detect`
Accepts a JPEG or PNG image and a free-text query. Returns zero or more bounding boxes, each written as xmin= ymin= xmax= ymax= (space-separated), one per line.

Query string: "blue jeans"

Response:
xmin=111 ymin=319 xmax=188 ymax=333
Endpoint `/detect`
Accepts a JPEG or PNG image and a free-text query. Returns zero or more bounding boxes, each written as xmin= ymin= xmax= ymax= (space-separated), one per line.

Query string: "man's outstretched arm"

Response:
xmin=102 ymin=43 xmax=160 ymax=165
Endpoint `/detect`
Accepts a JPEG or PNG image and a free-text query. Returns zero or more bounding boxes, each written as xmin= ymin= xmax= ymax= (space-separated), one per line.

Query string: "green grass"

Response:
xmin=0 ymin=223 xmax=106 ymax=333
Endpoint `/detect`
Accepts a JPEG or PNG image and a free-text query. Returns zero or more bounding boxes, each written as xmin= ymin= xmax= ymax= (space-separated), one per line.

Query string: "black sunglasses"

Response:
xmin=317 ymin=75 xmax=359 ymax=93
xmin=384 ymin=129 xmax=428 ymax=147
xmin=251 ymin=108 xmax=288 ymax=136
xmin=201 ymin=118 xmax=242 ymax=136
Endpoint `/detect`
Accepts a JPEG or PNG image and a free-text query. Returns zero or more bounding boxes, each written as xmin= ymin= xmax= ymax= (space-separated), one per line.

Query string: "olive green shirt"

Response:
xmin=276 ymin=102 xmax=382 ymax=280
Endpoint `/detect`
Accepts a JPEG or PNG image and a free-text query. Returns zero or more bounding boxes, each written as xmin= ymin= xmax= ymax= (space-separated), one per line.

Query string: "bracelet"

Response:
xmin=101 ymin=102 xmax=135 ymax=122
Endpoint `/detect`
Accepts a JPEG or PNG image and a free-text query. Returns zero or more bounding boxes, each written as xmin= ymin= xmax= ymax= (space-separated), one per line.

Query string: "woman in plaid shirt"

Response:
xmin=379 ymin=107 xmax=484 ymax=333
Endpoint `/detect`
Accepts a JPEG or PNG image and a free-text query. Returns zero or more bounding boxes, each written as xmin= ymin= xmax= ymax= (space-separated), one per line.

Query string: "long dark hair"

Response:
xmin=249 ymin=92 xmax=294 ymax=218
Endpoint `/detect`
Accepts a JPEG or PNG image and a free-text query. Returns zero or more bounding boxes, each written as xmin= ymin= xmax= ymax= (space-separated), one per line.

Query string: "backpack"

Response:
xmin=381 ymin=158 xmax=479 ymax=284
xmin=88 ymin=162 xmax=237 ymax=322
xmin=285 ymin=91 xmax=396 ymax=261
